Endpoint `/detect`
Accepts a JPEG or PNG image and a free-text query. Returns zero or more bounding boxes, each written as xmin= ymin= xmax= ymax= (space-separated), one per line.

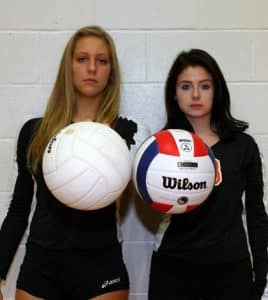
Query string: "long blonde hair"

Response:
xmin=27 ymin=25 xmax=121 ymax=173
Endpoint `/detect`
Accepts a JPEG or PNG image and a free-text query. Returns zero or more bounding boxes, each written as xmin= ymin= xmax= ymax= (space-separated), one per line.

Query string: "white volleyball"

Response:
xmin=42 ymin=122 xmax=132 ymax=210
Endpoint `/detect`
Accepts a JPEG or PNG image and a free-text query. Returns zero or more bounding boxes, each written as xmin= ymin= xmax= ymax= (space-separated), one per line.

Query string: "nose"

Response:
xmin=87 ymin=58 xmax=96 ymax=73
xmin=192 ymin=85 xmax=200 ymax=100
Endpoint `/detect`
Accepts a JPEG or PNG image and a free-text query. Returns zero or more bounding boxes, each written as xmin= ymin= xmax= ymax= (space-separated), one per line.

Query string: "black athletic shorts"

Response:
xmin=17 ymin=242 xmax=129 ymax=300
xmin=148 ymin=251 xmax=259 ymax=300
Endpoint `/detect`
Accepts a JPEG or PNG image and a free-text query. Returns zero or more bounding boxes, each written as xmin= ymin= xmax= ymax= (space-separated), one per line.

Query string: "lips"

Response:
xmin=84 ymin=78 xmax=98 ymax=84
xmin=190 ymin=104 xmax=203 ymax=108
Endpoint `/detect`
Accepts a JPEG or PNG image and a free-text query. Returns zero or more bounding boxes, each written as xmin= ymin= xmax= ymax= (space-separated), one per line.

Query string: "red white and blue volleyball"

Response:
xmin=132 ymin=129 xmax=216 ymax=214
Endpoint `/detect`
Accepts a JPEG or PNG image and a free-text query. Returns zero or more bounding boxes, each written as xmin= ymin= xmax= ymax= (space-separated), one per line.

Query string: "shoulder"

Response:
xmin=117 ymin=115 xmax=151 ymax=141
xmin=19 ymin=118 xmax=42 ymax=136
xmin=116 ymin=116 xmax=137 ymax=137
xmin=232 ymin=132 xmax=258 ymax=149
xmin=216 ymin=132 xmax=261 ymax=162
xmin=231 ymin=132 xmax=262 ymax=163
xmin=115 ymin=116 xmax=138 ymax=149
xmin=116 ymin=115 xmax=151 ymax=158
xmin=17 ymin=118 xmax=42 ymax=147
xmin=225 ymin=131 xmax=257 ymax=148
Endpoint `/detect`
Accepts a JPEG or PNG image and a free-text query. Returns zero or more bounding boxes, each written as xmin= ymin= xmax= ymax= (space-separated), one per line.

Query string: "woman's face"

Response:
xmin=72 ymin=36 xmax=112 ymax=102
xmin=175 ymin=65 xmax=214 ymax=123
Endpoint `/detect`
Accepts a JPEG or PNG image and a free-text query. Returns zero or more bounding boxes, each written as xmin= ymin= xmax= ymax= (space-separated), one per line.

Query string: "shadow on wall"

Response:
xmin=119 ymin=181 xmax=163 ymax=234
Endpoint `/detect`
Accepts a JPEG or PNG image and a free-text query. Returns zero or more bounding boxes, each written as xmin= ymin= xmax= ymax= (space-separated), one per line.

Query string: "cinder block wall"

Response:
xmin=0 ymin=1 xmax=268 ymax=299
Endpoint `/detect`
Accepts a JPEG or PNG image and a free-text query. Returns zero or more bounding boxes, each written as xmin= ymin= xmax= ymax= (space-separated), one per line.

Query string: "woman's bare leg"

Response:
xmin=91 ymin=289 xmax=129 ymax=300
xmin=15 ymin=289 xmax=43 ymax=300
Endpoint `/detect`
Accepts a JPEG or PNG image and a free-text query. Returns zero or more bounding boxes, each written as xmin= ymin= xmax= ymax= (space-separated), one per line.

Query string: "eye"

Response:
xmin=77 ymin=57 xmax=87 ymax=63
xmin=200 ymin=82 xmax=213 ymax=90
xmin=180 ymin=83 xmax=191 ymax=91
xmin=96 ymin=58 xmax=109 ymax=65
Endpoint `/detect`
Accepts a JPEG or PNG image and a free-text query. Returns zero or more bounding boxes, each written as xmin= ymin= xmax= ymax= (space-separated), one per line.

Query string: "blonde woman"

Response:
xmin=0 ymin=25 xmax=137 ymax=300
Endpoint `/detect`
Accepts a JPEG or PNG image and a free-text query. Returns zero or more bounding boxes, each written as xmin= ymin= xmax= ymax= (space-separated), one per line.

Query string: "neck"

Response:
xmin=188 ymin=117 xmax=219 ymax=147
xmin=73 ymin=95 xmax=102 ymax=122
xmin=187 ymin=115 xmax=210 ymax=133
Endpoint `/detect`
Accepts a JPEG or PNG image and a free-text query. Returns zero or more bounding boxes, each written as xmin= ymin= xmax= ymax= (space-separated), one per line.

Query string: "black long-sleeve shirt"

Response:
xmin=156 ymin=132 xmax=268 ymax=295
xmin=0 ymin=117 xmax=137 ymax=279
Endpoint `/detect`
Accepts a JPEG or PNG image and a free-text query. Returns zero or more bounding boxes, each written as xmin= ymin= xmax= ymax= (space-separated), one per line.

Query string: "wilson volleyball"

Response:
xmin=132 ymin=129 xmax=216 ymax=214
xmin=42 ymin=122 xmax=132 ymax=210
